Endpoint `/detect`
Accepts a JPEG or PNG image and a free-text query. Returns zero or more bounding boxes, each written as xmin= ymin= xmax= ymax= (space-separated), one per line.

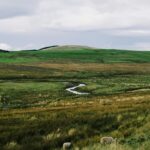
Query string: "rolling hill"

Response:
xmin=0 ymin=45 xmax=150 ymax=63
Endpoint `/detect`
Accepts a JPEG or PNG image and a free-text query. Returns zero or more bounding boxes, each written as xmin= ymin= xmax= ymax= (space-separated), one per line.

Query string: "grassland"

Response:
xmin=0 ymin=46 xmax=150 ymax=150
xmin=0 ymin=46 xmax=150 ymax=63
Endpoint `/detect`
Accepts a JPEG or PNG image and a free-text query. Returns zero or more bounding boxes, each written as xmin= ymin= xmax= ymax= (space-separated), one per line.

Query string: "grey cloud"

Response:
xmin=0 ymin=0 xmax=39 ymax=19
xmin=0 ymin=0 xmax=150 ymax=50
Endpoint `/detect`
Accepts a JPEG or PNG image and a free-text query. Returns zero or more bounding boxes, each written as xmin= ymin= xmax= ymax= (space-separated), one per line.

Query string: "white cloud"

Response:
xmin=0 ymin=16 xmax=32 ymax=33
xmin=0 ymin=0 xmax=39 ymax=19
xmin=33 ymin=0 xmax=150 ymax=30
xmin=0 ymin=0 xmax=150 ymax=33
xmin=0 ymin=43 xmax=12 ymax=50
xmin=0 ymin=0 xmax=150 ymax=50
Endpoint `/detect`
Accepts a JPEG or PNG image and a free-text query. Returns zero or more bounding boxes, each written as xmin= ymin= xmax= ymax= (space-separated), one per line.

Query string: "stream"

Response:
xmin=66 ymin=84 xmax=89 ymax=95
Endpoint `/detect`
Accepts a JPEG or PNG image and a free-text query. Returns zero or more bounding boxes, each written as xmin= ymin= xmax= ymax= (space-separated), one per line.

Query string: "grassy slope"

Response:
xmin=0 ymin=46 xmax=150 ymax=149
xmin=0 ymin=47 xmax=150 ymax=63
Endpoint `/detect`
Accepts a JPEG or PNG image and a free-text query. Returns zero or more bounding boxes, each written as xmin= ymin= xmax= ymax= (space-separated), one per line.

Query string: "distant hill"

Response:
xmin=0 ymin=45 xmax=150 ymax=63
xmin=38 ymin=45 xmax=96 ymax=51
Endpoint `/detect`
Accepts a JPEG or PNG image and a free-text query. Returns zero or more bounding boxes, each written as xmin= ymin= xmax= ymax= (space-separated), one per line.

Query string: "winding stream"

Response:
xmin=66 ymin=84 xmax=89 ymax=95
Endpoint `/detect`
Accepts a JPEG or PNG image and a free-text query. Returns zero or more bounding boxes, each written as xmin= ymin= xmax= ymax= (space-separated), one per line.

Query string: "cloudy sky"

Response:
xmin=0 ymin=0 xmax=150 ymax=50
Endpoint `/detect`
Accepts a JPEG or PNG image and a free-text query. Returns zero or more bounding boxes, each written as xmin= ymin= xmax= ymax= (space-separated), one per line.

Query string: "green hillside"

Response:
xmin=0 ymin=46 xmax=150 ymax=63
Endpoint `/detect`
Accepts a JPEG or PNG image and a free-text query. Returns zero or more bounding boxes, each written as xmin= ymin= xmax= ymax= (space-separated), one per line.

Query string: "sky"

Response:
xmin=0 ymin=0 xmax=150 ymax=50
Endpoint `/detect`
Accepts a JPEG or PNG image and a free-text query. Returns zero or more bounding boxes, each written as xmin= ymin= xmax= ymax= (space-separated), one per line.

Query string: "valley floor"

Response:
xmin=0 ymin=48 xmax=150 ymax=149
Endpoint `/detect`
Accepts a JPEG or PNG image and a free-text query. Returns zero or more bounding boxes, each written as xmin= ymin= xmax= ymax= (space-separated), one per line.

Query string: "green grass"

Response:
xmin=0 ymin=48 xmax=150 ymax=63
xmin=0 ymin=81 xmax=67 ymax=108
xmin=0 ymin=70 xmax=149 ymax=108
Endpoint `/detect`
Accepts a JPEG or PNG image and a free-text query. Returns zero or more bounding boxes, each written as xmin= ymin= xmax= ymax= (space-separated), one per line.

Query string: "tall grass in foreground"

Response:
xmin=82 ymin=143 xmax=131 ymax=150
xmin=82 ymin=141 xmax=150 ymax=150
